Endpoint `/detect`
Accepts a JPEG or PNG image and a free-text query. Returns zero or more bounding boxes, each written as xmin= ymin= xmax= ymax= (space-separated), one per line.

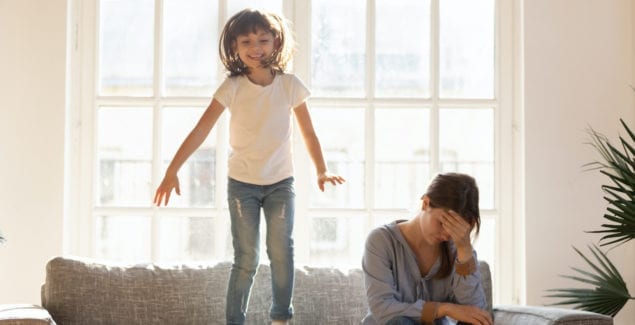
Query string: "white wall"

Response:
xmin=523 ymin=0 xmax=635 ymax=324
xmin=1 ymin=0 xmax=634 ymax=323
xmin=0 ymin=0 xmax=66 ymax=303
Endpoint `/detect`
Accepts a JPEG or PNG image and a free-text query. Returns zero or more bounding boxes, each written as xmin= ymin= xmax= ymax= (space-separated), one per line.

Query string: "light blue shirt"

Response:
xmin=362 ymin=220 xmax=486 ymax=324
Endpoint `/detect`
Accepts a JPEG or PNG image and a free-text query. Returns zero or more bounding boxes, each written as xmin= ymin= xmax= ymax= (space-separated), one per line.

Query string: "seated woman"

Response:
xmin=362 ymin=173 xmax=492 ymax=325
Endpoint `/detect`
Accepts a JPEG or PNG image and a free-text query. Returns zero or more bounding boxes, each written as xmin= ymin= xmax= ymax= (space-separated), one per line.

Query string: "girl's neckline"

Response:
xmin=245 ymin=70 xmax=277 ymax=87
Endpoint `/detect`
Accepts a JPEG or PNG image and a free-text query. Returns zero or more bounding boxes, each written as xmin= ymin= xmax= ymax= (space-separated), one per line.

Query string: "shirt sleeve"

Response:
xmin=449 ymin=250 xmax=488 ymax=310
xmin=284 ymin=74 xmax=310 ymax=109
xmin=362 ymin=228 xmax=426 ymax=324
xmin=213 ymin=76 xmax=236 ymax=108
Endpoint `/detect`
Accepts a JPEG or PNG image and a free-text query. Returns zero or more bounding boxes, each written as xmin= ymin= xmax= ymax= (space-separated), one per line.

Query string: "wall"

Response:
xmin=523 ymin=0 xmax=635 ymax=324
xmin=0 ymin=0 xmax=66 ymax=303
xmin=1 ymin=0 xmax=634 ymax=323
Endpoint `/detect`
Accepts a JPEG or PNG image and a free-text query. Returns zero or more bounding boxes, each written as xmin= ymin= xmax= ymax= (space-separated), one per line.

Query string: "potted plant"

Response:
xmin=547 ymin=119 xmax=635 ymax=317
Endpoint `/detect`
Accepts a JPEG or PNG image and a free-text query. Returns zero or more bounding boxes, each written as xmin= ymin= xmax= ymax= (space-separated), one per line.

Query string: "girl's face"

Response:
xmin=234 ymin=28 xmax=278 ymax=71
xmin=419 ymin=196 xmax=452 ymax=245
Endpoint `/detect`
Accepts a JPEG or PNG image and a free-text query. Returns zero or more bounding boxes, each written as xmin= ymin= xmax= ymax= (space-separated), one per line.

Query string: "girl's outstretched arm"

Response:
xmin=293 ymin=102 xmax=345 ymax=191
xmin=154 ymin=99 xmax=225 ymax=206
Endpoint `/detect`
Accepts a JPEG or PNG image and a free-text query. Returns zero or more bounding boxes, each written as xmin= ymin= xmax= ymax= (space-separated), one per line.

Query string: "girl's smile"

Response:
xmin=235 ymin=29 xmax=276 ymax=70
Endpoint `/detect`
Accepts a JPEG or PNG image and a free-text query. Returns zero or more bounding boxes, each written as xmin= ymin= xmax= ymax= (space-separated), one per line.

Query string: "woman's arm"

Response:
xmin=440 ymin=210 xmax=488 ymax=309
xmin=450 ymin=250 xmax=488 ymax=310
xmin=437 ymin=302 xmax=492 ymax=325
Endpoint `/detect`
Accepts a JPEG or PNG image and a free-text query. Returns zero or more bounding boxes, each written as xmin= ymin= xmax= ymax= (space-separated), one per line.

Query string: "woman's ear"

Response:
xmin=421 ymin=195 xmax=430 ymax=211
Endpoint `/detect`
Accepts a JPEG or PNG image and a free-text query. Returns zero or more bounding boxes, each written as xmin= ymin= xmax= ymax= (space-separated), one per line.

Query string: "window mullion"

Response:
xmin=430 ymin=0 xmax=440 ymax=175
xmin=210 ymin=0 xmax=229 ymax=261
xmin=150 ymin=0 xmax=164 ymax=262
xmin=282 ymin=0 xmax=294 ymax=22
xmin=366 ymin=0 xmax=375 ymax=100
xmin=74 ymin=0 xmax=100 ymax=258
xmin=154 ymin=0 xmax=163 ymax=100
xmin=291 ymin=0 xmax=312 ymax=263
xmin=365 ymin=0 xmax=376 ymax=224
xmin=498 ymin=0 xmax=519 ymax=305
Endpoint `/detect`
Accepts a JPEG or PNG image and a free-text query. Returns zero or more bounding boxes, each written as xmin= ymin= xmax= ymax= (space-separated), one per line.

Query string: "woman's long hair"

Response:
xmin=424 ymin=173 xmax=481 ymax=278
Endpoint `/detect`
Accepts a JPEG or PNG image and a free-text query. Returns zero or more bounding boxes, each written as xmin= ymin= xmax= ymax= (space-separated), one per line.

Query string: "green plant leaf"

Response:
xmin=618 ymin=119 xmax=635 ymax=159
xmin=545 ymin=245 xmax=633 ymax=317
xmin=585 ymin=122 xmax=635 ymax=247
xmin=620 ymin=118 xmax=635 ymax=143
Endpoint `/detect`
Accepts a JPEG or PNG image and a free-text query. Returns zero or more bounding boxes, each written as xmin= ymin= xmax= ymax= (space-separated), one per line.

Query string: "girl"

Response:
xmin=154 ymin=8 xmax=345 ymax=325
xmin=362 ymin=173 xmax=492 ymax=325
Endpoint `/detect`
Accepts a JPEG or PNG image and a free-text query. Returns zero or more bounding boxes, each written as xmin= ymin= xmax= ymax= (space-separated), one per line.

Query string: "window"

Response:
xmin=69 ymin=0 xmax=514 ymax=304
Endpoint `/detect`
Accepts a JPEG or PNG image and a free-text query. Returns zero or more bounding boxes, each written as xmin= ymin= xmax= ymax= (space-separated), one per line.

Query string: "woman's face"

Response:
xmin=419 ymin=196 xmax=452 ymax=245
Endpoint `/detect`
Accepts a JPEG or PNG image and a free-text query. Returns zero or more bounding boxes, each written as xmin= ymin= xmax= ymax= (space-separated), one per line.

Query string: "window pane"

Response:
xmin=308 ymin=216 xmax=365 ymax=267
xmin=311 ymin=0 xmax=366 ymax=97
xmin=161 ymin=107 xmax=217 ymax=208
xmin=375 ymin=0 xmax=430 ymax=98
xmin=439 ymin=108 xmax=494 ymax=208
xmin=227 ymin=0 xmax=282 ymax=16
xmin=97 ymin=107 xmax=153 ymax=207
xmin=439 ymin=0 xmax=494 ymax=99
xmin=309 ymin=108 xmax=365 ymax=208
xmin=375 ymin=108 xmax=431 ymax=209
xmin=163 ymin=0 xmax=218 ymax=97
xmin=156 ymin=216 xmax=216 ymax=262
xmin=96 ymin=215 xmax=151 ymax=261
xmin=99 ymin=0 xmax=154 ymax=96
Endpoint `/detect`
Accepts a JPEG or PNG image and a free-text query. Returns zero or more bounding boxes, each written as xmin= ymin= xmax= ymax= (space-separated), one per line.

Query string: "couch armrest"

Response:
xmin=493 ymin=305 xmax=613 ymax=325
xmin=0 ymin=304 xmax=56 ymax=325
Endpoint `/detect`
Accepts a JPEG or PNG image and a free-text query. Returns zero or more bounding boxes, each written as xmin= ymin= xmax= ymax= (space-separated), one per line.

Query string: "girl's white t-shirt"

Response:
xmin=213 ymin=73 xmax=310 ymax=185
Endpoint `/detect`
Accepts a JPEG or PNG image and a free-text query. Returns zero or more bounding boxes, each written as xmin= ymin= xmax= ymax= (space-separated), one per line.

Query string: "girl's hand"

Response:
xmin=440 ymin=210 xmax=474 ymax=258
xmin=317 ymin=172 xmax=345 ymax=192
xmin=439 ymin=303 xmax=492 ymax=325
xmin=154 ymin=174 xmax=181 ymax=206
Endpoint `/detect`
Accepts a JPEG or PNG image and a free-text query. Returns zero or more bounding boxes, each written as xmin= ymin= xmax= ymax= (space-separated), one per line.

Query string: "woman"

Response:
xmin=362 ymin=173 xmax=492 ymax=325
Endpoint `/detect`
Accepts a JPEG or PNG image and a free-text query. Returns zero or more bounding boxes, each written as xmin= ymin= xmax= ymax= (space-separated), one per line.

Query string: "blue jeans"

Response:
xmin=226 ymin=177 xmax=295 ymax=324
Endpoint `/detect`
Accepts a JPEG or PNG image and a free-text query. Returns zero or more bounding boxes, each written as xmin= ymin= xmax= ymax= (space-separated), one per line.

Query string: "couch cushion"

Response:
xmin=42 ymin=256 xmax=227 ymax=324
xmin=248 ymin=265 xmax=368 ymax=324
xmin=294 ymin=266 xmax=368 ymax=323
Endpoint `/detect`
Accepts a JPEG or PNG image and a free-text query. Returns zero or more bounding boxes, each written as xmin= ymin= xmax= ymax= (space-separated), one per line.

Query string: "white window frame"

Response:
xmin=66 ymin=0 xmax=522 ymax=305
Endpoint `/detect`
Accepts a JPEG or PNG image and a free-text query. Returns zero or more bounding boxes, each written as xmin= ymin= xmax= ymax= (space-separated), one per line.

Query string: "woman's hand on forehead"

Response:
xmin=440 ymin=210 xmax=473 ymax=248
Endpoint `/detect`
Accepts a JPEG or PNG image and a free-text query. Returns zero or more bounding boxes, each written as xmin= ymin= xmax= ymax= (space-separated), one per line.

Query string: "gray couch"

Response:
xmin=0 ymin=256 xmax=613 ymax=324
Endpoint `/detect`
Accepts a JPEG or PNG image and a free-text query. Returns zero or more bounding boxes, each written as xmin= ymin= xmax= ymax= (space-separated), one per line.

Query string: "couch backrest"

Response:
xmin=480 ymin=260 xmax=493 ymax=314
xmin=251 ymin=264 xmax=368 ymax=324
xmin=41 ymin=256 xmax=492 ymax=325
xmin=42 ymin=256 xmax=228 ymax=324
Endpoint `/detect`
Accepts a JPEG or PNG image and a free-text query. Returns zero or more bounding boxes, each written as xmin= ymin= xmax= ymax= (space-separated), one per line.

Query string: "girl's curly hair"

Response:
xmin=219 ymin=9 xmax=295 ymax=76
